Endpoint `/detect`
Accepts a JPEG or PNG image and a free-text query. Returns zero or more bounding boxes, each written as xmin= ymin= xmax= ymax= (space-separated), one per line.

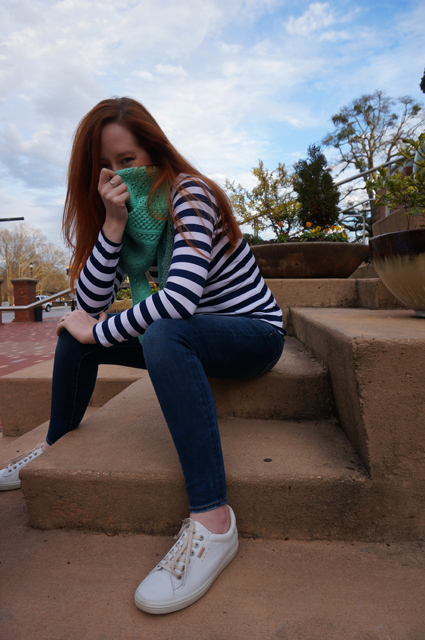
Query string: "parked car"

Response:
xmin=36 ymin=295 xmax=52 ymax=312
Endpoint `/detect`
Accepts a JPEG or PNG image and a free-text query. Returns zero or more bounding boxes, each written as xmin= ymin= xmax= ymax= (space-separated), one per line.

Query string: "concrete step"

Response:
xmin=0 ymin=336 xmax=335 ymax=438
xmin=7 ymin=310 xmax=423 ymax=541
xmin=18 ymin=375 xmax=377 ymax=540
xmin=3 ymin=490 xmax=424 ymax=640
xmin=210 ymin=335 xmax=335 ymax=421
xmin=0 ymin=361 xmax=147 ymax=437
xmin=2 ymin=489 xmax=425 ymax=640
xmin=291 ymin=308 xmax=425 ymax=479
xmin=265 ymin=278 xmax=407 ymax=333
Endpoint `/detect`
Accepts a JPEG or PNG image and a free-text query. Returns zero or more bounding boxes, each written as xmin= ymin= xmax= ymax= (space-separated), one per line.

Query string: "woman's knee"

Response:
xmin=56 ymin=328 xmax=79 ymax=354
xmin=143 ymin=320 xmax=187 ymax=362
xmin=144 ymin=319 xmax=172 ymax=347
xmin=54 ymin=329 xmax=91 ymax=365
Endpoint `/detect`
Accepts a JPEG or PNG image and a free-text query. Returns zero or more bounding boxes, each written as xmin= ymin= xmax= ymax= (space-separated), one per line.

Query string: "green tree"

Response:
xmin=323 ymin=90 xmax=424 ymax=227
xmin=292 ymin=144 xmax=340 ymax=229
xmin=225 ymin=161 xmax=299 ymax=240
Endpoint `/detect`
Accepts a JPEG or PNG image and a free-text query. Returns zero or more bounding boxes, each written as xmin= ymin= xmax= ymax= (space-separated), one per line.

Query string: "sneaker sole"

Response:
xmin=0 ymin=480 xmax=21 ymax=491
xmin=135 ymin=537 xmax=239 ymax=615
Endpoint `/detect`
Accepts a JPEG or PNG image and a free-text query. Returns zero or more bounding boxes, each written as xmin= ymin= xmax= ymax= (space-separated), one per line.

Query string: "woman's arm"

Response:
xmin=93 ymin=178 xmax=217 ymax=347
xmin=76 ymin=229 xmax=125 ymax=316
xmin=76 ymin=167 xmax=129 ymax=315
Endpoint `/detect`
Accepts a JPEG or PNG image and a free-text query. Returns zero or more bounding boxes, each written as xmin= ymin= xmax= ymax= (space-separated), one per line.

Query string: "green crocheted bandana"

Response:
xmin=115 ymin=166 xmax=174 ymax=343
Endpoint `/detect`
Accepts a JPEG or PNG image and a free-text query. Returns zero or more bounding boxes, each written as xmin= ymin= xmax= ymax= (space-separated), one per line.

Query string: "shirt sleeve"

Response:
xmin=92 ymin=178 xmax=217 ymax=347
xmin=76 ymin=229 xmax=125 ymax=316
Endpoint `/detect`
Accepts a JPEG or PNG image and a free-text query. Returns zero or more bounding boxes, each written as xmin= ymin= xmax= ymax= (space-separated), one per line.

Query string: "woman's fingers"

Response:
xmin=103 ymin=182 xmax=129 ymax=203
xmin=99 ymin=169 xmax=124 ymax=197
xmin=98 ymin=169 xmax=129 ymax=240
xmin=56 ymin=311 xmax=72 ymax=336
xmin=98 ymin=168 xmax=118 ymax=188
xmin=98 ymin=170 xmax=129 ymax=220
xmin=98 ymin=169 xmax=128 ymax=204
xmin=56 ymin=309 xmax=98 ymax=344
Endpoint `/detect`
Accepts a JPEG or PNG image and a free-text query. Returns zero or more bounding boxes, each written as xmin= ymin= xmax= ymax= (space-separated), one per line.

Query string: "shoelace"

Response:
xmin=4 ymin=444 xmax=44 ymax=472
xmin=158 ymin=518 xmax=204 ymax=586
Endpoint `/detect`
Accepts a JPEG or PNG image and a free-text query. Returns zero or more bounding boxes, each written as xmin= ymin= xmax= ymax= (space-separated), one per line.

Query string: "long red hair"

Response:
xmin=63 ymin=97 xmax=241 ymax=287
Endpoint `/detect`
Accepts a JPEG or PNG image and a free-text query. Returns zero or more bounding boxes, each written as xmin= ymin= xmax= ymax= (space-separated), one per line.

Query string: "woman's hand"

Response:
xmin=98 ymin=168 xmax=129 ymax=243
xmin=56 ymin=309 xmax=108 ymax=343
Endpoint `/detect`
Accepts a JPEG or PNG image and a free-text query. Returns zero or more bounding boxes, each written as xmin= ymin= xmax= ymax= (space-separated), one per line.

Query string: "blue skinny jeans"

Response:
xmin=46 ymin=315 xmax=285 ymax=513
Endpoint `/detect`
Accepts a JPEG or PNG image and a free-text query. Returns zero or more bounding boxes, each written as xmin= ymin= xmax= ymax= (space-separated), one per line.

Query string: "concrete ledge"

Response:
xmin=20 ymin=376 xmax=425 ymax=541
xmin=266 ymin=279 xmax=358 ymax=332
xmin=0 ymin=361 xmax=146 ymax=437
xmin=357 ymin=279 xmax=407 ymax=310
xmin=373 ymin=207 xmax=425 ymax=236
xmin=211 ymin=336 xmax=335 ymax=421
xmin=291 ymin=308 xmax=425 ymax=481
xmin=3 ymin=491 xmax=425 ymax=640
xmin=0 ymin=337 xmax=335 ymax=438
xmin=265 ymin=279 xmax=405 ymax=333
xmin=20 ymin=376 xmax=365 ymax=539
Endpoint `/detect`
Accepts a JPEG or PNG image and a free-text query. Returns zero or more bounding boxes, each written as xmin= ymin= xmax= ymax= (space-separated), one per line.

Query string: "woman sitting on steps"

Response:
xmin=0 ymin=97 xmax=285 ymax=614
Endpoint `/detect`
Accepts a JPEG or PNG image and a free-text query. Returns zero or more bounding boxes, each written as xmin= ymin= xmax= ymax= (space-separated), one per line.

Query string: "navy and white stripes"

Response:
xmin=76 ymin=175 xmax=284 ymax=347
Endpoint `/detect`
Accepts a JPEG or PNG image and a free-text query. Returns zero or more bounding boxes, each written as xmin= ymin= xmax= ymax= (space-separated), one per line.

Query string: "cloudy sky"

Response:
xmin=0 ymin=0 xmax=424 ymax=249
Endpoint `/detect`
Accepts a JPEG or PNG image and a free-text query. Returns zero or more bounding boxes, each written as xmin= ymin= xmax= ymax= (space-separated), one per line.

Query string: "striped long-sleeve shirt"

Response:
xmin=76 ymin=175 xmax=285 ymax=347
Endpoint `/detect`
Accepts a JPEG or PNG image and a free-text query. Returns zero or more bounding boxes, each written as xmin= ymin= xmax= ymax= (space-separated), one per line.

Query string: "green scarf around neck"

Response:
xmin=115 ymin=166 xmax=174 ymax=343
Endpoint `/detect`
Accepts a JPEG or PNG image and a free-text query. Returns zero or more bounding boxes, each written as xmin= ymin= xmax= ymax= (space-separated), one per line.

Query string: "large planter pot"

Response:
xmin=107 ymin=298 xmax=133 ymax=313
xmin=251 ymin=242 xmax=369 ymax=279
xmin=369 ymin=229 xmax=425 ymax=317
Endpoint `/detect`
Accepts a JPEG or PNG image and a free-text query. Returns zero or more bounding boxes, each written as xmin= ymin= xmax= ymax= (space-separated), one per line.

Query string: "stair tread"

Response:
xmin=1 ymin=359 xmax=146 ymax=380
xmin=3 ymin=489 xmax=425 ymax=639
xmin=270 ymin=336 xmax=326 ymax=376
xmin=18 ymin=378 xmax=391 ymax=539
xmin=1 ymin=335 xmax=335 ymax=439
xmin=1 ymin=336 xmax=324 ymax=381
xmin=24 ymin=376 xmax=363 ymax=482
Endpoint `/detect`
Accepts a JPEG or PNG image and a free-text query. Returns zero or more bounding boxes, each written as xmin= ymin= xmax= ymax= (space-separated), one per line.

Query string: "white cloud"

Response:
xmin=285 ymin=3 xmax=336 ymax=36
xmin=284 ymin=2 xmax=354 ymax=42
xmin=0 ymin=184 xmax=66 ymax=250
xmin=218 ymin=42 xmax=243 ymax=54
xmin=155 ymin=64 xmax=188 ymax=78
xmin=0 ymin=123 xmax=66 ymax=188
xmin=0 ymin=0 xmax=423 ymax=247
xmin=131 ymin=71 xmax=154 ymax=81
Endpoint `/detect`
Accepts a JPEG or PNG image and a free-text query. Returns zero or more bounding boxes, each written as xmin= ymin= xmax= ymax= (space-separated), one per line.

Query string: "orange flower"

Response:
xmin=277 ymin=221 xmax=283 ymax=228
xmin=306 ymin=222 xmax=312 ymax=228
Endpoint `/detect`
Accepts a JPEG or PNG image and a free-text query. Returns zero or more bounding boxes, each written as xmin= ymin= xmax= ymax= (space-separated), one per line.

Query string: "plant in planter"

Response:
xmin=115 ymin=287 xmax=132 ymax=301
xmin=226 ymin=160 xmax=300 ymax=241
xmin=367 ymin=132 xmax=425 ymax=316
xmin=292 ymin=144 xmax=342 ymax=235
xmin=366 ymin=133 xmax=425 ymax=220
xmin=299 ymin=223 xmax=348 ymax=242
xmin=244 ymin=145 xmax=368 ymax=278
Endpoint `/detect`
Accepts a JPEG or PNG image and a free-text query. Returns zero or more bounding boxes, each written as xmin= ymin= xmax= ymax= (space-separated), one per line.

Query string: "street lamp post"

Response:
xmin=29 ymin=262 xmax=34 ymax=279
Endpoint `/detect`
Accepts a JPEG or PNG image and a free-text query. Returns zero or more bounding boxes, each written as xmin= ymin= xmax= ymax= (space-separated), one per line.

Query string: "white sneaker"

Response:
xmin=0 ymin=444 xmax=44 ymax=491
xmin=135 ymin=505 xmax=239 ymax=615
